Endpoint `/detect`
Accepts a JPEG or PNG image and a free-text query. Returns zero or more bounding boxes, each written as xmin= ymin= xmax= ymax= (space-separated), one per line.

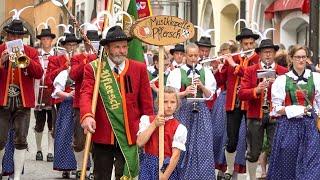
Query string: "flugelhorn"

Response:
xmin=261 ymin=78 xmax=270 ymax=111
xmin=9 ymin=46 xmax=30 ymax=68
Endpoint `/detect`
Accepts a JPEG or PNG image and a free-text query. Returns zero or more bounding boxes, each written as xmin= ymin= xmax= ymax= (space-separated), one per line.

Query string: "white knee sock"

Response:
xmin=13 ymin=149 xmax=26 ymax=180
xmin=47 ymin=131 xmax=54 ymax=154
xmin=35 ymin=131 xmax=43 ymax=152
xmin=0 ymin=149 xmax=4 ymax=174
xmin=74 ymin=151 xmax=84 ymax=170
xmin=225 ymin=150 xmax=236 ymax=174
xmin=247 ymin=160 xmax=258 ymax=180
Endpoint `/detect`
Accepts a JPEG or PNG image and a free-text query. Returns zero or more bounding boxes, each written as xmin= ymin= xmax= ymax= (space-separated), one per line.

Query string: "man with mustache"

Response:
xmin=80 ymin=26 xmax=153 ymax=179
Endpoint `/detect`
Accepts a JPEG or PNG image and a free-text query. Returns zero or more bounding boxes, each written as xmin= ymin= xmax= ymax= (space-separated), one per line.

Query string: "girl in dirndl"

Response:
xmin=268 ymin=45 xmax=320 ymax=180
xmin=166 ymin=43 xmax=217 ymax=179
xmin=137 ymin=86 xmax=187 ymax=180
xmin=52 ymin=69 xmax=77 ymax=178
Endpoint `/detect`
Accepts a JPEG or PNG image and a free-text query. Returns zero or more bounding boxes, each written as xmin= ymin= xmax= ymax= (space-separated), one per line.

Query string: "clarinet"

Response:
xmin=191 ymin=63 xmax=199 ymax=113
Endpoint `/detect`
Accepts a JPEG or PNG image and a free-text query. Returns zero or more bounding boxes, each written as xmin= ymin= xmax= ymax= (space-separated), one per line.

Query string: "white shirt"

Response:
xmin=52 ymin=70 xmax=69 ymax=99
xmin=107 ymin=57 xmax=126 ymax=74
xmin=271 ymin=69 xmax=320 ymax=118
xmin=40 ymin=48 xmax=55 ymax=57
xmin=260 ymin=62 xmax=275 ymax=69
xmin=137 ymin=115 xmax=188 ymax=151
xmin=172 ymin=60 xmax=183 ymax=68
xmin=166 ymin=64 xmax=216 ymax=100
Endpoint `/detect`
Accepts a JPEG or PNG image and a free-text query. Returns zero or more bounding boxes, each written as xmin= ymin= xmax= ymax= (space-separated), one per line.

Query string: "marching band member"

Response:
xmin=137 ymin=86 xmax=187 ymax=180
xmin=80 ymin=26 xmax=153 ymax=179
xmin=50 ymin=31 xmax=82 ymax=178
xmin=194 ymin=26 xmax=215 ymax=61
xmin=169 ymin=44 xmax=185 ymax=68
xmin=69 ymin=26 xmax=99 ymax=178
xmin=238 ymin=39 xmax=287 ymax=179
xmin=34 ymin=22 xmax=56 ymax=162
xmin=268 ymin=45 xmax=320 ymax=179
xmin=0 ymin=10 xmax=43 ymax=179
xmin=215 ymin=27 xmax=260 ymax=179
xmin=166 ymin=43 xmax=216 ymax=179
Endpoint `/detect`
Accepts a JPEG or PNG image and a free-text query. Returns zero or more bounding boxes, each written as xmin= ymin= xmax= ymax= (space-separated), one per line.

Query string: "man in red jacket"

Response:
xmin=69 ymin=29 xmax=99 ymax=177
xmin=0 ymin=19 xmax=43 ymax=179
xmin=239 ymin=39 xmax=287 ymax=179
xmin=80 ymin=25 xmax=153 ymax=179
xmin=215 ymin=28 xmax=260 ymax=179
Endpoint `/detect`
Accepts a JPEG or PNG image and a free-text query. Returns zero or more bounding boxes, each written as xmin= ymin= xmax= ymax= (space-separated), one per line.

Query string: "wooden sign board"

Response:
xmin=131 ymin=15 xmax=195 ymax=46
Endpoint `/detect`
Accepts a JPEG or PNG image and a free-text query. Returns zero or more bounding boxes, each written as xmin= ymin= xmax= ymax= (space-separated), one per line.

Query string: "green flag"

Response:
xmin=126 ymin=0 xmax=145 ymax=62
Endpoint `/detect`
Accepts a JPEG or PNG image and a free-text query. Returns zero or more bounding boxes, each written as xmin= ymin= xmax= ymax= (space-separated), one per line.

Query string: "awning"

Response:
xmin=265 ymin=0 xmax=310 ymax=20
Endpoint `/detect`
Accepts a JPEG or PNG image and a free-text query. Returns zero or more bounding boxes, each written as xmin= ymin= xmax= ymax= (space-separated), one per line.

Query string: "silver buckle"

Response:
xmin=8 ymin=84 xmax=20 ymax=97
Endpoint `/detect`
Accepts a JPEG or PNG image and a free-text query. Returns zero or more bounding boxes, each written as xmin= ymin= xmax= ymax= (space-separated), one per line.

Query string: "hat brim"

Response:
xmin=195 ymin=41 xmax=216 ymax=48
xmin=255 ymin=45 xmax=280 ymax=53
xmin=99 ymin=37 xmax=133 ymax=46
xmin=169 ymin=49 xmax=185 ymax=55
xmin=236 ymin=34 xmax=260 ymax=41
xmin=4 ymin=26 xmax=28 ymax=35
xmin=61 ymin=38 xmax=82 ymax=45
xmin=36 ymin=34 xmax=56 ymax=40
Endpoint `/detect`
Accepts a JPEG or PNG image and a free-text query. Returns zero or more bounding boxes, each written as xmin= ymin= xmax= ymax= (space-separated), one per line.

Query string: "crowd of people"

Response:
xmin=1 ymin=6 xmax=320 ymax=180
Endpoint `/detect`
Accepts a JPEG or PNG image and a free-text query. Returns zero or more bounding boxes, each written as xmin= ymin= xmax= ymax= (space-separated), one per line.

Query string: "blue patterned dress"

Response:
xmin=53 ymin=97 xmax=77 ymax=171
xmin=268 ymin=71 xmax=320 ymax=180
xmin=2 ymin=128 xmax=15 ymax=176
xmin=211 ymin=91 xmax=247 ymax=173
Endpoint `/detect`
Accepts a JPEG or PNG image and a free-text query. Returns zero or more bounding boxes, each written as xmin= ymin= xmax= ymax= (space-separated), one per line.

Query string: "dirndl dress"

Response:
xmin=211 ymin=91 xmax=247 ymax=173
xmin=267 ymin=114 xmax=320 ymax=180
xmin=175 ymin=100 xmax=215 ymax=179
xmin=53 ymin=97 xmax=76 ymax=171
xmin=2 ymin=128 xmax=15 ymax=176
xmin=139 ymin=153 xmax=179 ymax=180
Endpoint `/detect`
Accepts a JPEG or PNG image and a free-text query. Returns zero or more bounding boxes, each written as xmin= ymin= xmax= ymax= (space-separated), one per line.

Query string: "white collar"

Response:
xmin=107 ymin=57 xmax=126 ymax=73
xmin=147 ymin=65 xmax=157 ymax=74
xmin=260 ymin=62 xmax=275 ymax=69
xmin=181 ymin=64 xmax=202 ymax=78
xmin=286 ymin=69 xmax=311 ymax=83
xmin=172 ymin=60 xmax=183 ymax=67
xmin=41 ymin=48 xmax=54 ymax=56
xmin=164 ymin=115 xmax=174 ymax=121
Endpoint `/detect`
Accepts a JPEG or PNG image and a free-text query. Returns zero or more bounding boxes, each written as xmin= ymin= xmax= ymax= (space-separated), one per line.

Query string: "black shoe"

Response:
xmin=62 ymin=171 xmax=70 ymax=179
xmin=217 ymin=175 xmax=225 ymax=180
xmin=87 ymin=173 xmax=94 ymax=180
xmin=36 ymin=151 xmax=43 ymax=161
xmin=47 ymin=153 xmax=54 ymax=162
xmin=224 ymin=173 xmax=232 ymax=180
xmin=76 ymin=170 xmax=81 ymax=179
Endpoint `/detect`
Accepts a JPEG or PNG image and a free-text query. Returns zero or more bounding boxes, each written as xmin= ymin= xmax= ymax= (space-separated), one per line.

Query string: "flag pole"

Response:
xmin=80 ymin=0 xmax=113 ymax=179
xmin=158 ymin=46 xmax=165 ymax=176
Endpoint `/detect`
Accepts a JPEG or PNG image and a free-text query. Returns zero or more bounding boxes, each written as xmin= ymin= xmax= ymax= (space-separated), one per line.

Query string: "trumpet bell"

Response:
xmin=16 ymin=55 xmax=30 ymax=68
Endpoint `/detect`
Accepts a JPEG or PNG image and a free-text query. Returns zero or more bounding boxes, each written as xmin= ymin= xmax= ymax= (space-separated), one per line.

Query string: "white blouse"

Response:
xmin=271 ymin=69 xmax=320 ymax=118
xmin=137 ymin=115 xmax=188 ymax=151
xmin=166 ymin=64 xmax=216 ymax=100
xmin=52 ymin=69 xmax=69 ymax=99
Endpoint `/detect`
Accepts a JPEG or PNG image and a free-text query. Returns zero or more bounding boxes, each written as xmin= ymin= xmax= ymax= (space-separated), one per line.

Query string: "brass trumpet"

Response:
xmin=9 ymin=46 xmax=30 ymax=68
xmin=261 ymin=78 xmax=270 ymax=112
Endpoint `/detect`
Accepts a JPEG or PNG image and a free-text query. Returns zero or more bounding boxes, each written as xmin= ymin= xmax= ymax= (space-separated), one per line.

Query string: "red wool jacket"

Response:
xmin=0 ymin=44 xmax=43 ymax=108
xmin=238 ymin=63 xmax=288 ymax=119
xmin=215 ymin=53 xmax=260 ymax=111
xmin=80 ymin=59 xmax=154 ymax=145
xmin=70 ymin=53 xmax=97 ymax=108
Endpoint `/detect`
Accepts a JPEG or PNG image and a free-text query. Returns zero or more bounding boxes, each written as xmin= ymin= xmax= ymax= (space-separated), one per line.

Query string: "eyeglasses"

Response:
xmin=293 ymin=56 xmax=307 ymax=60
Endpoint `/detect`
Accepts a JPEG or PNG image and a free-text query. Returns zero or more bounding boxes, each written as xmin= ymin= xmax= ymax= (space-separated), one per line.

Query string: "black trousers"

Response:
xmin=246 ymin=112 xmax=276 ymax=162
xmin=92 ymin=143 xmax=125 ymax=180
xmin=0 ymin=107 xmax=30 ymax=150
xmin=226 ymin=108 xmax=246 ymax=153
xmin=34 ymin=109 xmax=53 ymax=132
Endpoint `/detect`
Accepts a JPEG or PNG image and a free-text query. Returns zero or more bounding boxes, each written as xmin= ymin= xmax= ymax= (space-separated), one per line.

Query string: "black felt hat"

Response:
xmin=169 ymin=44 xmax=185 ymax=55
xmin=3 ymin=19 xmax=28 ymax=35
xmin=100 ymin=26 xmax=132 ymax=46
xmin=87 ymin=30 xmax=100 ymax=41
xmin=236 ymin=28 xmax=260 ymax=41
xmin=195 ymin=36 xmax=215 ymax=48
xmin=36 ymin=27 xmax=56 ymax=39
xmin=61 ymin=33 xmax=82 ymax=45
xmin=255 ymin=39 xmax=279 ymax=53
